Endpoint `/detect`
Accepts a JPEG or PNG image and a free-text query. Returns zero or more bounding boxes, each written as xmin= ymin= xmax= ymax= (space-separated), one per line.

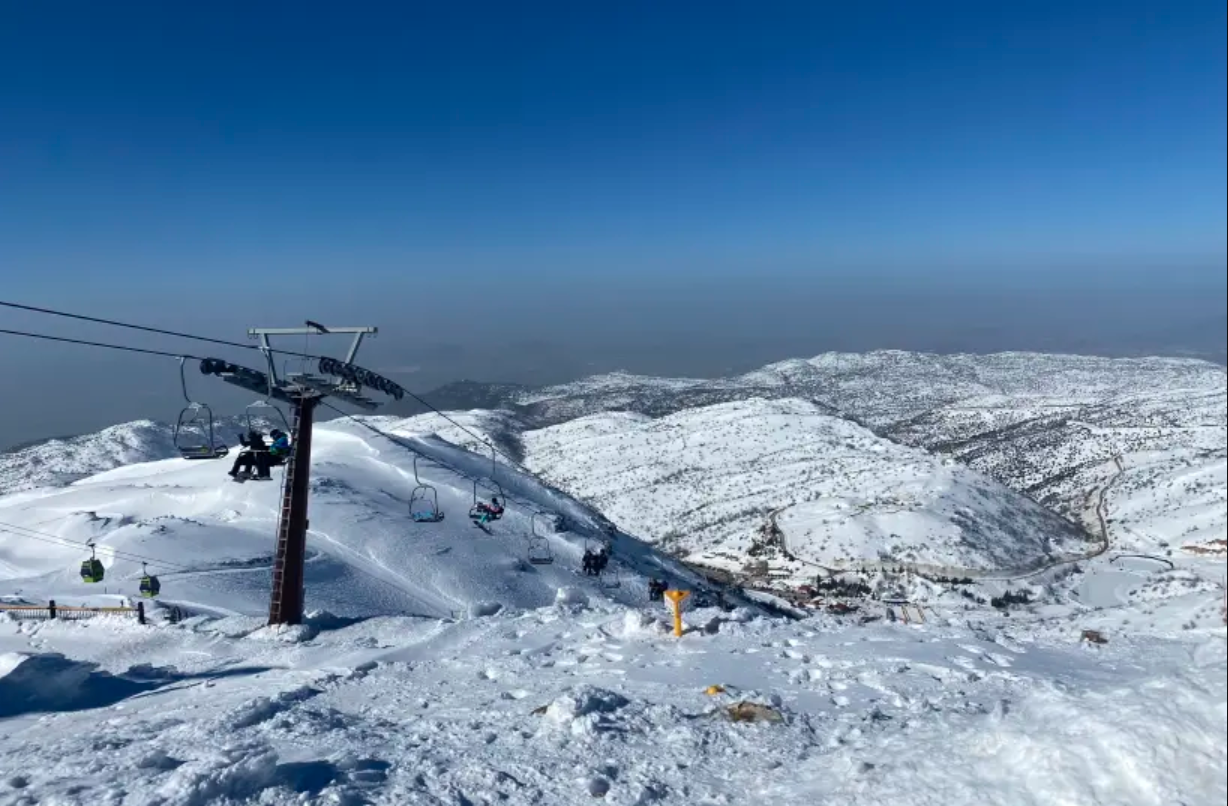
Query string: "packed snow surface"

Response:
xmin=1 ymin=599 xmax=1223 ymax=805
xmin=522 ymin=398 xmax=1091 ymax=573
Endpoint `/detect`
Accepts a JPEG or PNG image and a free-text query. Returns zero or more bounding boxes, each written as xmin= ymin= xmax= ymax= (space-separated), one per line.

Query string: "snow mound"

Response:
xmin=0 ymin=651 xmax=157 ymax=717
xmin=616 ymin=608 xmax=669 ymax=638
xmin=468 ymin=600 xmax=504 ymax=618
xmin=541 ymin=685 xmax=633 ymax=737
xmin=554 ymin=586 xmax=589 ymax=607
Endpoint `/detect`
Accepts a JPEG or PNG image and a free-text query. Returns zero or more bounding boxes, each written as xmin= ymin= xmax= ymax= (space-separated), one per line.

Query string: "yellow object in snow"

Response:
xmin=704 ymin=684 xmax=726 ymax=696
xmin=664 ymin=589 xmax=690 ymax=637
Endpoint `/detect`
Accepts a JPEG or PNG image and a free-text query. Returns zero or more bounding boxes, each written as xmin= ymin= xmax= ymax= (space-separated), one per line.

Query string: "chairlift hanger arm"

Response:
xmin=177 ymin=357 xmax=197 ymax=405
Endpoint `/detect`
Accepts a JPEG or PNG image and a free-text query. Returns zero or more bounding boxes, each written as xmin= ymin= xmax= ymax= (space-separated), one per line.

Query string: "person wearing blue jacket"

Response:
xmin=254 ymin=429 xmax=291 ymax=479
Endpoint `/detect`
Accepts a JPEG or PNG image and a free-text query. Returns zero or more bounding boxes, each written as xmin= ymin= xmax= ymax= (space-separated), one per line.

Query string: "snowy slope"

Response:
xmin=521 ymin=398 xmax=1092 ymax=576
xmin=0 ymin=417 xmax=709 ymax=622
xmin=0 ymin=415 xmax=277 ymax=497
xmin=0 ymin=591 xmax=1223 ymax=805
xmin=514 ymin=351 xmax=1226 ymax=573
xmin=1106 ymin=449 xmax=1227 ymax=556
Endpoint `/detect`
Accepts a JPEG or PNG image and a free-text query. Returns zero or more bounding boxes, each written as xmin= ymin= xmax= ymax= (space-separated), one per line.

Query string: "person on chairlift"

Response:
xmin=473 ymin=496 xmax=504 ymax=524
xmin=254 ymin=429 xmax=291 ymax=479
xmin=228 ymin=429 xmax=267 ymax=478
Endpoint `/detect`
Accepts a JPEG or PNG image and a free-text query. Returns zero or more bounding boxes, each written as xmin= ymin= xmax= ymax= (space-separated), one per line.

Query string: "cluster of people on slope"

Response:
xmin=228 ymin=428 xmax=291 ymax=480
xmin=582 ymin=545 xmax=610 ymax=576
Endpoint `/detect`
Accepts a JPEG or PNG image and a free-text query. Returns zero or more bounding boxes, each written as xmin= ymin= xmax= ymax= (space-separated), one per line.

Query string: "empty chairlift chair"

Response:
xmin=79 ymin=543 xmax=105 ymax=583
xmin=601 ymin=564 xmax=621 ymax=589
xmin=172 ymin=357 xmax=229 ymax=460
xmin=174 ymin=405 xmax=229 ymax=460
xmin=527 ymin=513 xmax=555 ymax=565
xmin=527 ymin=538 xmax=554 ymax=565
xmin=409 ymin=485 xmax=445 ymax=523
xmin=408 ymin=457 xmax=445 ymax=522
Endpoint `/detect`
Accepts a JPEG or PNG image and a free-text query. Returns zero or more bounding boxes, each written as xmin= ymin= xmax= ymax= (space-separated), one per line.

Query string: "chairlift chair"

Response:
xmin=468 ymin=479 xmax=505 ymax=524
xmin=601 ymin=565 xmax=622 ymax=589
xmin=243 ymin=400 xmax=293 ymax=477
xmin=408 ymin=456 xmax=445 ymax=522
xmin=410 ymin=486 xmax=445 ymax=523
xmin=245 ymin=399 xmax=292 ymax=440
xmin=527 ymin=537 xmax=554 ymax=565
xmin=79 ymin=543 xmax=105 ymax=583
xmin=173 ymin=358 xmax=229 ymax=460
xmin=139 ymin=562 xmax=161 ymax=598
xmin=526 ymin=512 xmax=554 ymax=564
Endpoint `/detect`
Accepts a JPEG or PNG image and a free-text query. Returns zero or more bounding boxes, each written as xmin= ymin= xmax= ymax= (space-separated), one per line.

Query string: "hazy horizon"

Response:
xmin=2 ymin=2 xmax=1225 ymax=449
xmin=2 ymin=265 xmax=1224 ymax=451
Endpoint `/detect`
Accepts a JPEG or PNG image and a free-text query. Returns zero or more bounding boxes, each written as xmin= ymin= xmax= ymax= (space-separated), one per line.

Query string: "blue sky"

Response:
xmin=3 ymin=1 xmax=1224 ymax=282
xmin=0 ymin=1 xmax=1225 ymax=446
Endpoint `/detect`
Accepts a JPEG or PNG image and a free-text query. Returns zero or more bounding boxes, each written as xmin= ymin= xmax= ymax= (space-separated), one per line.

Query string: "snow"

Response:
xmin=0 ymin=417 xmax=709 ymax=622
xmin=522 ymin=398 xmax=1091 ymax=576
xmin=0 ymin=415 xmax=281 ymax=497
xmin=514 ymin=350 xmax=1226 ymax=548
xmin=0 ymin=596 xmax=1223 ymax=804
xmin=0 ymin=351 xmax=1224 ymax=804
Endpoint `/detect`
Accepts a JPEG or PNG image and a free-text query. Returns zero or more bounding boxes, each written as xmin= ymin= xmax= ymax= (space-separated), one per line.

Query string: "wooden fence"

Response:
xmin=0 ymin=600 xmax=147 ymax=624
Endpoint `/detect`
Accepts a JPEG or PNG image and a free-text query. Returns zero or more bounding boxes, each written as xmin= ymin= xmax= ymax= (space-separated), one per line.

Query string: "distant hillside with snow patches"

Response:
xmin=0 ymin=415 xmax=281 ymax=496
xmin=521 ymin=398 xmax=1091 ymax=576
xmin=510 ymin=351 xmax=1226 ymax=563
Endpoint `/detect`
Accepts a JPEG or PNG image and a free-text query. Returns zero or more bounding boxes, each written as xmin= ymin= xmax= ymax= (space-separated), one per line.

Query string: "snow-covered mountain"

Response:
xmin=1 ymin=373 xmax=1224 ymax=805
xmin=6 ymin=350 xmax=1221 ymax=590
xmin=511 ymin=351 xmax=1226 ymax=560
xmin=521 ymin=398 xmax=1091 ymax=578
xmin=0 ymin=415 xmax=280 ymax=496
xmin=0 ymin=415 xmax=713 ymax=621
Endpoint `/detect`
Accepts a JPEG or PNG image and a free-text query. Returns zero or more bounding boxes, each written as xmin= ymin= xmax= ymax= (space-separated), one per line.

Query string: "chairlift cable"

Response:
xmin=0 ymin=315 xmax=588 ymax=542
xmin=2 ymin=307 xmax=532 ymax=476
xmin=0 ymin=327 xmax=207 ymax=360
xmin=317 ymin=401 xmax=548 ymax=517
xmin=0 ymin=520 xmax=195 ymax=571
xmin=0 ymin=299 xmax=316 ymax=360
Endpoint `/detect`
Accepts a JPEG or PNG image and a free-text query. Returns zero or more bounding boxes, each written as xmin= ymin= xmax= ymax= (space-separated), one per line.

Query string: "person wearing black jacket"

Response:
xmin=228 ymin=430 xmax=267 ymax=478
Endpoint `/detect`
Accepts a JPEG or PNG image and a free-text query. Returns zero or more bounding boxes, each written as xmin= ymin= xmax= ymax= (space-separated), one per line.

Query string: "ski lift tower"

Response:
xmin=205 ymin=321 xmax=404 ymax=625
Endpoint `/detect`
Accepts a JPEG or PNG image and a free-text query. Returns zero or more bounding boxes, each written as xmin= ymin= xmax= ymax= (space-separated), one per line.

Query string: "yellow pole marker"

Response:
xmin=664 ymin=589 xmax=690 ymax=637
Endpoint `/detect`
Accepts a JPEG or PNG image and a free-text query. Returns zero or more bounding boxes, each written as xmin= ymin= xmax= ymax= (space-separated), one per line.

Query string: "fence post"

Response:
xmin=137 ymin=602 xmax=146 ymax=625
xmin=49 ymin=599 xmax=57 ymax=620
